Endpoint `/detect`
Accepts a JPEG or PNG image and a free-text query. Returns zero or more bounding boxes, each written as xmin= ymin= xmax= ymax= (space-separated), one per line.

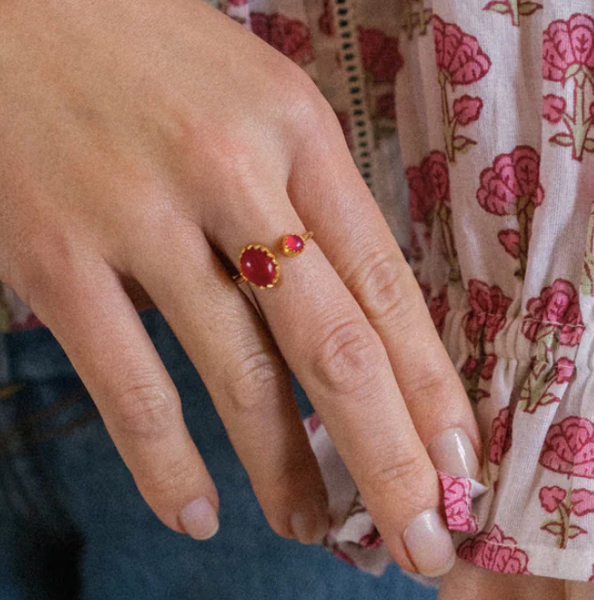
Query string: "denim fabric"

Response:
xmin=0 ymin=308 xmax=437 ymax=600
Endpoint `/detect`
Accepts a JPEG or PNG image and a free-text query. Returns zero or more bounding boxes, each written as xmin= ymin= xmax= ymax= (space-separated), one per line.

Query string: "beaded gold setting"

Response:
xmin=233 ymin=231 xmax=313 ymax=289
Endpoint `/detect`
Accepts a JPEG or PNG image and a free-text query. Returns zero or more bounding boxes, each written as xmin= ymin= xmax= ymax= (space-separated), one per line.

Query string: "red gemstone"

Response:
xmin=240 ymin=247 xmax=278 ymax=287
xmin=285 ymin=234 xmax=304 ymax=253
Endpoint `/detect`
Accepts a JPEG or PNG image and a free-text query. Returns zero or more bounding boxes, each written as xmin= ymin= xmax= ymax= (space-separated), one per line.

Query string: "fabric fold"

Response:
xmin=303 ymin=413 xmax=488 ymax=586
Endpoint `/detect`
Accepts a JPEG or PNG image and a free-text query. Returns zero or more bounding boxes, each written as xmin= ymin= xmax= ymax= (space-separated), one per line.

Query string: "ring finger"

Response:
xmin=122 ymin=217 xmax=329 ymax=544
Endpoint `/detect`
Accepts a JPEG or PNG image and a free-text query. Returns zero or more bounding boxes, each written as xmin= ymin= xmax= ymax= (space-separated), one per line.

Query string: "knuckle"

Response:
xmin=311 ymin=318 xmax=385 ymax=396
xmin=282 ymin=73 xmax=335 ymax=132
xmin=222 ymin=348 xmax=285 ymax=414
xmin=113 ymin=382 xmax=180 ymax=439
xmin=18 ymin=228 xmax=90 ymax=314
xmin=364 ymin=451 xmax=429 ymax=501
xmin=404 ymin=364 xmax=461 ymax=409
xmin=347 ymin=249 xmax=416 ymax=323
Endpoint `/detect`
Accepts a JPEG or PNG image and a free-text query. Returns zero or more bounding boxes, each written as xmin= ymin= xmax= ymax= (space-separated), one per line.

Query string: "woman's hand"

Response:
xmin=0 ymin=0 xmax=481 ymax=577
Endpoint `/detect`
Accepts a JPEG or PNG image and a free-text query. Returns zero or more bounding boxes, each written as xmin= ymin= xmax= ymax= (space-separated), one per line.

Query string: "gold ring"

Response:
xmin=233 ymin=231 xmax=314 ymax=289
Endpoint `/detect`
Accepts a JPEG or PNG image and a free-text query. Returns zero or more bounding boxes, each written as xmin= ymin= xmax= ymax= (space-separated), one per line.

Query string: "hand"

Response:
xmin=0 ymin=0 xmax=481 ymax=577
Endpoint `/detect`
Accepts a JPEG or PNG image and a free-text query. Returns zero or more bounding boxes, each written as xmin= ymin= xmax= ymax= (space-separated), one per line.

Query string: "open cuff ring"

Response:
xmin=232 ymin=231 xmax=314 ymax=289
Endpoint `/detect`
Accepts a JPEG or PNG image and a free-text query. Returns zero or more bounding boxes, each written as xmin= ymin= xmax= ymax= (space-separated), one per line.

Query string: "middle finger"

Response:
xmin=206 ymin=183 xmax=456 ymax=577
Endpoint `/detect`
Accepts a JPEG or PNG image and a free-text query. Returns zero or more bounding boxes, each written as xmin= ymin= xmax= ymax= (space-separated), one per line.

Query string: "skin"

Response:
xmin=0 ymin=0 xmax=481 ymax=576
xmin=438 ymin=559 xmax=594 ymax=600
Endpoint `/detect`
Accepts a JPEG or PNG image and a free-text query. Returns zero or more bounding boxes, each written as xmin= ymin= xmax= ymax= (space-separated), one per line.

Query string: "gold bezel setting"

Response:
xmin=281 ymin=234 xmax=303 ymax=257
xmin=238 ymin=244 xmax=281 ymax=289
xmin=280 ymin=232 xmax=314 ymax=257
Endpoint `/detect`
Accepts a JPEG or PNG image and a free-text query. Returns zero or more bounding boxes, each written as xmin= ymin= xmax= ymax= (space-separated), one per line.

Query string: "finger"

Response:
xmin=204 ymin=181 xmax=456 ymax=577
xmin=289 ymin=114 xmax=482 ymax=479
xmin=25 ymin=246 xmax=220 ymax=541
xmin=121 ymin=218 xmax=329 ymax=544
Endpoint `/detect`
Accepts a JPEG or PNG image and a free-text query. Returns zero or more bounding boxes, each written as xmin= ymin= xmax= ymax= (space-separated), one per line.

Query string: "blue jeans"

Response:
xmin=0 ymin=308 xmax=437 ymax=600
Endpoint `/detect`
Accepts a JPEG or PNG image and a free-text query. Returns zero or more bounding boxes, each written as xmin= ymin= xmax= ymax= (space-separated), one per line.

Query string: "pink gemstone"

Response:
xmin=285 ymin=234 xmax=304 ymax=253
xmin=240 ymin=247 xmax=278 ymax=287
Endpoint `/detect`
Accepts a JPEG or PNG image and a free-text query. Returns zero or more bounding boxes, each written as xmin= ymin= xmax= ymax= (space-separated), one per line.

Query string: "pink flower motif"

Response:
xmin=407 ymin=166 xmax=432 ymax=224
xmin=227 ymin=0 xmax=248 ymax=5
xmin=543 ymin=94 xmax=567 ymax=124
xmin=429 ymin=285 xmax=449 ymax=336
xmin=407 ymin=152 xmax=450 ymax=223
xmin=521 ymin=279 xmax=584 ymax=346
xmin=480 ymin=354 xmax=497 ymax=380
xmin=543 ymin=14 xmax=594 ymax=83
xmin=497 ymin=230 xmax=520 ymax=259
xmin=453 ymin=95 xmax=483 ymax=126
xmin=489 ymin=407 xmax=512 ymax=465
xmin=497 ymin=229 xmax=520 ymax=258
xmin=477 ymin=147 xmax=543 ymax=216
xmin=539 ymin=416 xmax=594 ymax=478
xmin=477 ymin=147 xmax=544 ymax=279
xmin=555 ymin=357 xmax=576 ymax=384
xmin=462 ymin=356 xmax=479 ymax=379
xmin=424 ymin=151 xmax=450 ymax=203
xmin=462 ymin=354 xmax=497 ymax=380
xmin=457 ymin=525 xmax=531 ymax=574
xmin=571 ymin=488 xmax=594 ymax=516
xmin=432 ymin=15 xmax=491 ymax=86
xmin=250 ymin=13 xmax=315 ymax=67
xmin=539 ymin=486 xmax=567 ymax=512
xmin=407 ymin=152 xmax=458 ymax=276
xmin=318 ymin=0 xmax=334 ymax=36
xmin=358 ymin=27 xmax=403 ymax=84
xmin=438 ymin=473 xmax=478 ymax=533
xmin=463 ymin=280 xmax=512 ymax=345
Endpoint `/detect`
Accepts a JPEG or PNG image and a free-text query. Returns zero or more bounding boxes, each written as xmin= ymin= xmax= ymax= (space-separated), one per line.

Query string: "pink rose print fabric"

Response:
xmin=457 ymin=526 xmax=531 ymax=574
xmin=488 ymin=408 xmax=512 ymax=465
xmin=406 ymin=151 xmax=458 ymax=280
xmin=432 ymin=15 xmax=490 ymax=161
xmin=5 ymin=0 xmax=594 ymax=585
xmin=477 ymin=146 xmax=544 ymax=280
xmin=540 ymin=417 xmax=594 ymax=479
xmin=358 ymin=27 xmax=403 ymax=139
xmin=538 ymin=486 xmax=594 ymax=549
xmin=516 ymin=280 xmax=583 ymax=413
xmin=437 ymin=472 xmax=487 ymax=533
xmin=543 ymin=14 xmax=594 ymax=161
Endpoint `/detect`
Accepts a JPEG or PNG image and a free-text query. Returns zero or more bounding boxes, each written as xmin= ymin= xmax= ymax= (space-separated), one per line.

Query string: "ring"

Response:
xmin=232 ymin=231 xmax=314 ymax=289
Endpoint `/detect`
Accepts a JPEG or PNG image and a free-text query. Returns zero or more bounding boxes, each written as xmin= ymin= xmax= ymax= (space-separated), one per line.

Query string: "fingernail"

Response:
xmin=403 ymin=509 xmax=456 ymax=577
xmin=427 ymin=428 xmax=480 ymax=479
xmin=180 ymin=498 xmax=219 ymax=540
xmin=291 ymin=510 xmax=330 ymax=545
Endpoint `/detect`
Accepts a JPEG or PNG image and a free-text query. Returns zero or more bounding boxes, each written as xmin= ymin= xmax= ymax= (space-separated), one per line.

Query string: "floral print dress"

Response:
xmin=3 ymin=0 xmax=594 ymax=585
